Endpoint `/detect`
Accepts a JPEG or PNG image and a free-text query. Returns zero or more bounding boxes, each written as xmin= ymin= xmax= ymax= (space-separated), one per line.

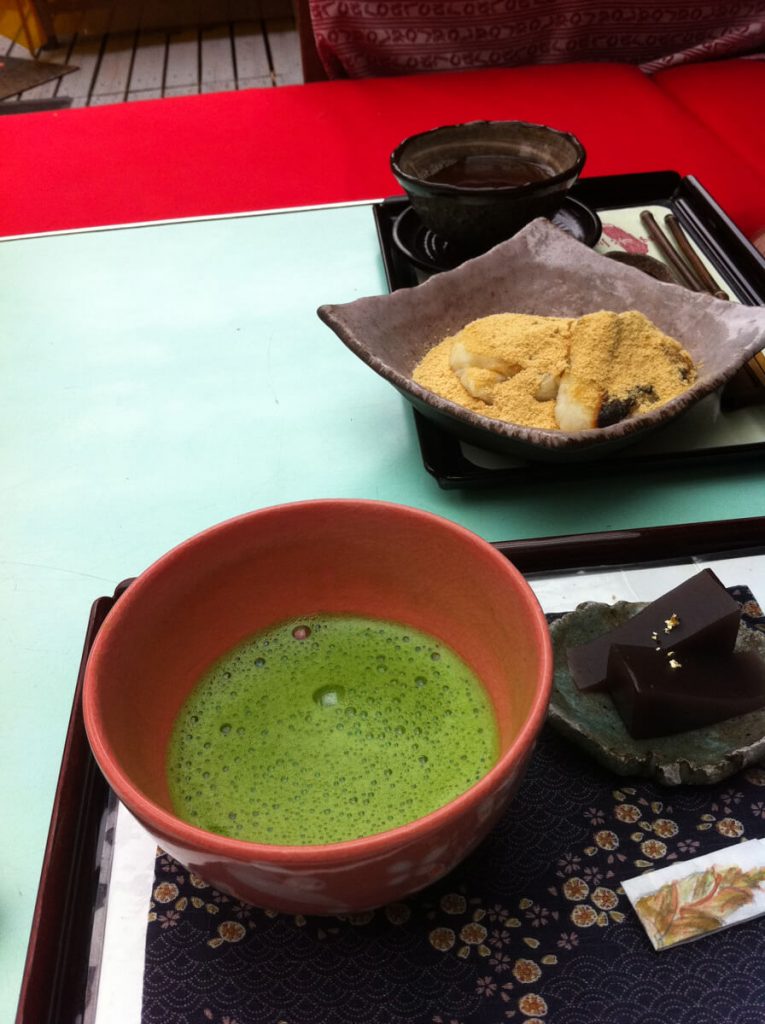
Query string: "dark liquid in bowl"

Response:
xmin=427 ymin=154 xmax=553 ymax=188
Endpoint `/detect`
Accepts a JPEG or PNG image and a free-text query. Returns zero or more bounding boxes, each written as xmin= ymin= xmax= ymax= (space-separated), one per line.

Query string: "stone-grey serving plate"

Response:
xmin=317 ymin=218 xmax=765 ymax=462
xmin=549 ymin=600 xmax=765 ymax=785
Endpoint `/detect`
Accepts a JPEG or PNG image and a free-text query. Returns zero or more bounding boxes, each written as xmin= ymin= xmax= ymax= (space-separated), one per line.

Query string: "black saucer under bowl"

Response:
xmin=392 ymin=198 xmax=602 ymax=274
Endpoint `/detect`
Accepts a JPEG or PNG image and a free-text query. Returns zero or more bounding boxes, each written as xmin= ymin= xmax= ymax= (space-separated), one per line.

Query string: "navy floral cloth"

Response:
xmin=141 ymin=587 xmax=765 ymax=1024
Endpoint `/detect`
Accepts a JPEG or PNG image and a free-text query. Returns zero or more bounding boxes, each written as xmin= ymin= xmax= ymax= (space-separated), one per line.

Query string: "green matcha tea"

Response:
xmin=167 ymin=615 xmax=498 ymax=845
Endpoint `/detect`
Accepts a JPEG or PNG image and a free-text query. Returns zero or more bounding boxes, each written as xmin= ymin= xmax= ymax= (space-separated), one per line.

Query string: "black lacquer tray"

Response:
xmin=373 ymin=172 xmax=765 ymax=490
xmin=16 ymin=516 xmax=765 ymax=1024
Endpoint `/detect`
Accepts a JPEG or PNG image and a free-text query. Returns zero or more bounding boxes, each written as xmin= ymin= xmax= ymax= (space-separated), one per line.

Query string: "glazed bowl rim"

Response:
xmin=390 ymin=120 xmax=587 ymax=197
xmin=83 ymin=498 xmax=553 ymax=866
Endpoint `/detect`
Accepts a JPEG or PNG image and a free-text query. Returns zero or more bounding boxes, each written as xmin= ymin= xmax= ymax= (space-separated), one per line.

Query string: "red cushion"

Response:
xmin=1 ymin=63 xmax=762 ymax=237
xmin=653 ymin=58 xmax=765 ymax=182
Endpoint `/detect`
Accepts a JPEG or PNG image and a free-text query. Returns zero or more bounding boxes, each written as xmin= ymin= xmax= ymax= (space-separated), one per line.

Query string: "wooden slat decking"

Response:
xmin=1 ymin=5 xmax=302 ymax=108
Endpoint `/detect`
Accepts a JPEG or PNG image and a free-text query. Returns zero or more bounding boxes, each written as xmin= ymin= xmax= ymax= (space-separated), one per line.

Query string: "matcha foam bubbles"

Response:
xmin=167 ymin=615 xmax=499 ymax=845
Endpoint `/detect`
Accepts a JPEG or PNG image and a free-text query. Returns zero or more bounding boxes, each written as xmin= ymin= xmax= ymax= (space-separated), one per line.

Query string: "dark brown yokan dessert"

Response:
xmin=606 ymin=645 xmax=765 ymax=739
xmin=566 ymin=569 xmax=765 ymax=740
xmin=567 ymin=569 xmax=741 ymax=693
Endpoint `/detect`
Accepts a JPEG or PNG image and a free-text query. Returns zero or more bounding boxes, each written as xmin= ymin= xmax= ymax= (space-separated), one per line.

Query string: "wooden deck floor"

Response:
xmin=1 ymin=6 xmax=302 ymax=108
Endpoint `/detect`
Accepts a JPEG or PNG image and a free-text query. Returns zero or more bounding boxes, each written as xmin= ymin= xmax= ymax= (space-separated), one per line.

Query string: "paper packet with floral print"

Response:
xmin=623 ymin=837 xmax=765 ymax=950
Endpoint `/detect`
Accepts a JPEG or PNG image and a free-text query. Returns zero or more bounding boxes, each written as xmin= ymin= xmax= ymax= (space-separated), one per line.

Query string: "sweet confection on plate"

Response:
xmin=567 ymin=569 xmax=742 ymax=693
xmin=606 ymin=644 xmax=765 ymax=739
xmin=412 ymin=309 xmax=697 ymax=432
xmin=566 ymin=570 xmax=765 ymax=739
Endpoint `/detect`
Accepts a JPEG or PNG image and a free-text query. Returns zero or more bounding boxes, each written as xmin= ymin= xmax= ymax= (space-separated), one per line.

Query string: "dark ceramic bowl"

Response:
xmin=318 ymin=219 xmax=765 ymax=463
xmin=390 ymin=121 xmax=586 ymax=254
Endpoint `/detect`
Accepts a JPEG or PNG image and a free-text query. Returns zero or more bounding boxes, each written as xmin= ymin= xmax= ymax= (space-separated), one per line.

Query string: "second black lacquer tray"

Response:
xmin=16 ymin=517 xmax=765 ymax=1023
xmin=373 ymin=172 xmax=765 ymax=490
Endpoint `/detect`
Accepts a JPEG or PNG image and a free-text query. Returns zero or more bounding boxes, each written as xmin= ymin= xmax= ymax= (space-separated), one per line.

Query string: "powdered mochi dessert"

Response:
xmin=413 ymin=310 xmax=696 ymax=431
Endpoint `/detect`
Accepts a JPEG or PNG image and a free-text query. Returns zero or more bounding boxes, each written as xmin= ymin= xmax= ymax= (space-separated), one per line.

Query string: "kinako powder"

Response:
xmin=412 ymin=310 xmax=697 ymax=432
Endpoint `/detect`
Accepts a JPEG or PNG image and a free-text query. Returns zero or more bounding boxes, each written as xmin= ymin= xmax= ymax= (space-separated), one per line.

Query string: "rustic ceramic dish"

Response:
xmin=548 ymin=600 xmax=765 ymax=785
xmin=318 ymin=218 xmax=765 ymax=462
xmin=83 ymin=500 xmax=552 ymax=914
xmin=390 ymin=121 xmax=586 ymax=254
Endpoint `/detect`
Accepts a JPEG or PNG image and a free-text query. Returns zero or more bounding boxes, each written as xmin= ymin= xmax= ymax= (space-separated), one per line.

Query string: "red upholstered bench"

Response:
xmin=0 ymin=61 xmax=762 ymax=241
xmin=652 ymin=56 xmax=765 ymax=251
xmin=653 ymin=58 xmax=765 ymax=185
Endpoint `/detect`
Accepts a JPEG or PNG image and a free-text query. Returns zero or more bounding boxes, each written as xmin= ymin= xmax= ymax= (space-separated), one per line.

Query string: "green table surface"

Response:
xmin=1 ymin=203 xmax=763 ymax=1018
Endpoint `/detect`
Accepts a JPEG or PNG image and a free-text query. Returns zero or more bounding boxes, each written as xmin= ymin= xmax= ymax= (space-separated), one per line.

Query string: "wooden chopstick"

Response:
xmin=639 ymin=209 xmax=765 ymax=399
xmin=659 ymin=215 xmax=763 ymax=388
xmin=639 ymin=210 xmax=702 ymax=291
xmin=664 ymin=214 xmax=729 ymax=300
xmin=750 ymin=352 xmax=765 ymax=384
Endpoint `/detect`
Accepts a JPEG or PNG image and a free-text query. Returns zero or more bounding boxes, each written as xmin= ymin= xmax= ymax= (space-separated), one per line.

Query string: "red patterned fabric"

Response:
xmin=308 ymin=0 xmax=765 ymax=79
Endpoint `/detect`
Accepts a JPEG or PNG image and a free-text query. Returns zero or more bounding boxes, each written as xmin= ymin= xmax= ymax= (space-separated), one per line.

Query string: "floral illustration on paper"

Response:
xmin=634 ymin=864 xmax=765 ymax=950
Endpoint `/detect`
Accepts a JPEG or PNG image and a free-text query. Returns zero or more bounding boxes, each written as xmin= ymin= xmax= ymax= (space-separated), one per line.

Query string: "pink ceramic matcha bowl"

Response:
xmin=83 ymin=500 xmax=552 ymax=914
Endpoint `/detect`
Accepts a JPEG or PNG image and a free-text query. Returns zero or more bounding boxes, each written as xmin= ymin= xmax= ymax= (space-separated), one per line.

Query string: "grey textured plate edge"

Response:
xmin=548 ymin=600 xmax=765 ymax=785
